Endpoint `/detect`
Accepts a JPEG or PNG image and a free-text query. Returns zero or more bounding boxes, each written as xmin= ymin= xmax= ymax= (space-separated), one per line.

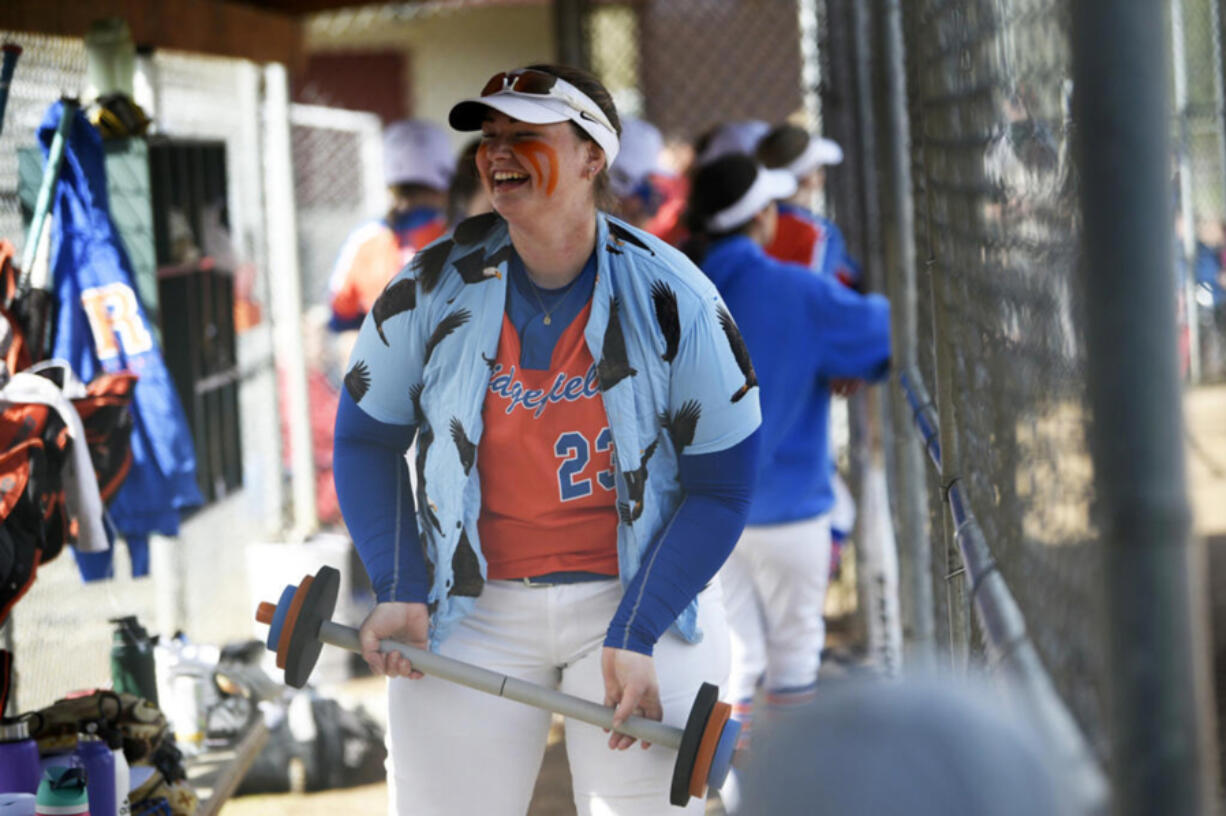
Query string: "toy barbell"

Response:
xmin=255 ymin=566 xmax=740 ymax=807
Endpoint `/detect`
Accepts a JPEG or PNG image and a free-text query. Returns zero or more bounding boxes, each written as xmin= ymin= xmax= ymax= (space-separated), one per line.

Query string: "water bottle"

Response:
xmin=35 ymin=767 xmax=89 ymax=816
xmin=0 ymin=717 xmax=41 ymax=795
xmin=71 ymin=729 xmax=113 ymax=816
xmin=109 ymin=617 xmax=158 ymax=706
xmin=100 ymin=726 xmax=128 ymax=816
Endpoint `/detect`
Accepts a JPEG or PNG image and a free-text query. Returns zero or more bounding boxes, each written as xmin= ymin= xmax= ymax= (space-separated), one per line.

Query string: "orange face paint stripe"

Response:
xmin=476 ymin=142 xmax=492 ymax=193
xmin=513 ymin=141 xmax=560 ymax=196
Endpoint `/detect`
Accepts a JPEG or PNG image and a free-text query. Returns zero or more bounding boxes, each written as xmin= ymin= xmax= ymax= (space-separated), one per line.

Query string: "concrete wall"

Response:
xmin=305 ymin=4 xmax=556 ymax=150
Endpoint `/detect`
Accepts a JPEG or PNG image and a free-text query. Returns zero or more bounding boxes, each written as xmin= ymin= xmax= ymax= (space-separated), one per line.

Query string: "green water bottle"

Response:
xmin=108 ymin=617 xmax=158 ymax=706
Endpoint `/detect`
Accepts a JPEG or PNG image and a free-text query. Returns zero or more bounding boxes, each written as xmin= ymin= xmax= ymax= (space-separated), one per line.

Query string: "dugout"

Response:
xmin=0 ymin=1 xmax=1222 ymax=815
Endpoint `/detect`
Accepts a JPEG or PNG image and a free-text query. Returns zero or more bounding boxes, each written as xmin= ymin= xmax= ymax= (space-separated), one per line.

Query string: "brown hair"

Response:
xmin=756 ymin=124 xmax=810 ymax=169
xmin=526 ymin=63 xmax=622 ymax=212
xmin=447 ymin=138 xmax=483 ymax=226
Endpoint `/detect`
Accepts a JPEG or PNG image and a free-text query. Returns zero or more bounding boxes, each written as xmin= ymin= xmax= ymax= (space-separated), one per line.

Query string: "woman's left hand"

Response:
xmin=601 ymin=647 xmax=662 ymax=750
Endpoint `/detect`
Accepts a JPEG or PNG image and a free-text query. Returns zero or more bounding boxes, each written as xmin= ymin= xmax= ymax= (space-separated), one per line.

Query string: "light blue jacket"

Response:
xmin=346 ymin=212 xmax=761 ymax=646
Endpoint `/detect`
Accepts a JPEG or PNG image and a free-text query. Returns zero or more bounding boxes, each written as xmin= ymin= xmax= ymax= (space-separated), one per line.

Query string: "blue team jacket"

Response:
xmin=40 ymin=102 xmax=203 ymax=538
xmin=701 ymin=235 xmax=889 ymax=524
xmin=345 ymin=212 xmax=761 ymax=646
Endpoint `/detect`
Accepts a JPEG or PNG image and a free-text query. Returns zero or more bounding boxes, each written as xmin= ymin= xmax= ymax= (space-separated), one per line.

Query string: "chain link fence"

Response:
xmin=1173 ymin=0 xmax=1226 ymax=383
xmin=289 ymin=104 xmax=383 ymax=310
xmin=586 ymin=0 xmax=1214 ymax=807
xmin=880 ymin=0 xmax=1211 ymax=807
xmin=898 ymin=0 xmax=1113 ymax=754
xmin=587 ymin=0 xmax=811 ymax=146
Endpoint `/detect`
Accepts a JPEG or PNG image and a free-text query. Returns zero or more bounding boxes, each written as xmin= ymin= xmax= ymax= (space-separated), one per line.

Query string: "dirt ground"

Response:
xmin=220 ymin=383 xmax=1226 ymax=816
xmin=1185 ymin=383 xmax=1226 ymax=538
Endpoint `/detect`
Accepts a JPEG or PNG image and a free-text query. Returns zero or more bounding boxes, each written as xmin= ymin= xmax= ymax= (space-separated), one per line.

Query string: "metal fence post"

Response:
xmin=1173 ymin=0 xmax=1202 ymax=384
xmin=846 ymin=0 xmax=904 ymax=676
xmin=906 ymin=7 xmax=971 ymax=668
xmin=928 ymin=260 xmax=969 ymax=670
xmin=263 ymin=62 xmax=318 ymax=539
xmin=554 ymin=0 xmax=591 ymax=71
xmin=878 ymin=0 xmax=934 ymax=666
xmin=1073 ymin=0 xmax=1218 ymax=811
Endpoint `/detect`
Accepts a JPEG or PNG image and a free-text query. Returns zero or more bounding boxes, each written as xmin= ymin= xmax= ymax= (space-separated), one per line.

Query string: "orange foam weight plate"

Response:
xmin=688 ymin=701 xmax=731 ymax=799
xmin=276 ymin=575 xmax=313 ymax=670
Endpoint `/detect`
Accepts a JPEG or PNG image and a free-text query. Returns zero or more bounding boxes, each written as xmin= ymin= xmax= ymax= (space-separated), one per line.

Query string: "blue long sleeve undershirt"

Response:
xmin=333 ymin=391 xmax=758 ymax=655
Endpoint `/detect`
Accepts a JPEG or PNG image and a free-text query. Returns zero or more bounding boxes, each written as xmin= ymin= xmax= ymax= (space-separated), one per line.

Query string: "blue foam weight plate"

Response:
xmin=266 ymin=585 xmax=296 ymax=652
xmin=707 ymin=718 xmax=741 ymax=791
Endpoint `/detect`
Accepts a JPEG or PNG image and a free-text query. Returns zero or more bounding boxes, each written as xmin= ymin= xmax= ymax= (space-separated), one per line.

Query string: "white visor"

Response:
xmin=785 ymin=136 xmax=844 ymax=178
xmin=450 ymin=77 xmax=620 ymax=165
xmin=707 ymin=166 xmax=798 ymax=232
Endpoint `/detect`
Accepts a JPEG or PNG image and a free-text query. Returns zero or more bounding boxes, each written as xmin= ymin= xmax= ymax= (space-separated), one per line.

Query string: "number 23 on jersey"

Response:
xmin=555 ymin=427 xmax=615 ymax=502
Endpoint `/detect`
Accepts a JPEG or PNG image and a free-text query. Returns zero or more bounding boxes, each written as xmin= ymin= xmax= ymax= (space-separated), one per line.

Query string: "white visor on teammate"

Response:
xmin=784 ymin=136 xmax=844 ymax=178
xmin=707 ymin=166 xmax=798 ymax=232
xmin=450 ymin=70 xmax=620 ymax=165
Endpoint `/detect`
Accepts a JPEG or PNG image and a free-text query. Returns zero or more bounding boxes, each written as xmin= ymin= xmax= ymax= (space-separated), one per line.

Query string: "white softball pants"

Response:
xmin=719 ymin=514 xmax=832 ymax=706
xmin=385 ymin=578 xmax=729 ymax=816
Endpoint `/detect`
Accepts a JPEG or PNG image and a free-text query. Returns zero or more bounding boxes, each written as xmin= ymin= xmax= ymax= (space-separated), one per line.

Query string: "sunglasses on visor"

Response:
xmin=482 ymin=69 xmax=558 ymax=97
xmin=480 ymin=70 xmax=614 ymax=131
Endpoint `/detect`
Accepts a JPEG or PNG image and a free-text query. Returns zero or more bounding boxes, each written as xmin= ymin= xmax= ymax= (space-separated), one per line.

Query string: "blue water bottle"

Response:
xmin=0 ymin=717 xmax=41 ymax=795
xmin=71 ymin=727 xmax=113 ymax=816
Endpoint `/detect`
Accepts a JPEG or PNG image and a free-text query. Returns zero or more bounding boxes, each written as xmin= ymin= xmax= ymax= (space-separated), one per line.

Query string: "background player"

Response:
xmin=683 ymin=153 xmax=891 ymax=783
xmin=757 ymin=124 xmax=859 ymax=288
xmin=328 ymin=118 xmax=455 ymax=354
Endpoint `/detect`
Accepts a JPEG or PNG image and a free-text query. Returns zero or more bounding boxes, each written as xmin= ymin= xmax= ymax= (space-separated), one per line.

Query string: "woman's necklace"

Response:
xmin=526 ymin=271 xmax=582 ymax=326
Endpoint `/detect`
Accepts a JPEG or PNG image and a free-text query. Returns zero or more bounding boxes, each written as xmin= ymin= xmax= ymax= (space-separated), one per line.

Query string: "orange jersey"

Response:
xmin=645 ymin=172 xmax=690 ymax=247
xmin=478 ymin=303 xmax=619 ymax=580
xmin=766 ymin=207 xmax=826 ymax=268
xmin=329 ymin=210 xmax=447 ymax=328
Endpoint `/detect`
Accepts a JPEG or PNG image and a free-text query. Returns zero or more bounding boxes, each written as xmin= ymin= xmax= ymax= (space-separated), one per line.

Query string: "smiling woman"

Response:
xmin=332 ymin=63 xmax=763 ymax=816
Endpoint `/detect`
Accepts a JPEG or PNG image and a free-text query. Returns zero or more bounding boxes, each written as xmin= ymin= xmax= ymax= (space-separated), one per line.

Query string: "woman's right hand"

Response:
xmin=358 ymin=601 xmax=430 ymax=678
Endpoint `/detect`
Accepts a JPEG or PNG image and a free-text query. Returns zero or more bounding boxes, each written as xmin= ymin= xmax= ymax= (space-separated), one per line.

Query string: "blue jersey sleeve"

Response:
xmin=810 ymin=276 xmax=892 ymax=382
xmin=604 ymin=429 xmax=759 ymax=654
xmin=821 ymin=221 xmax=862 ymax=288
xmin=333 ymin=392 xmax=428 ymax=603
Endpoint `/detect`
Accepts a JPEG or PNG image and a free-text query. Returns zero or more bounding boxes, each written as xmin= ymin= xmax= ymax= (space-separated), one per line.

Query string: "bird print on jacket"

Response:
xmin=452 ymin=211 xmax=501 ymax=246
xmin=454 ymin=244 xmax=513 ymax=285
xmin=717 ymin=305 xmax=758 ymax=403
xmin=409 ymin=382 xmax=425 ymax=425
xmin=597 ymin=296 xmax=638 ymax=391
xmin=608 ymin=222 xmax=655 ymax=255
xmin=449 ymin=527 xmax=484 ymax=597
xmin=344 ymin=360 xmax=371 ymax=402
xmin=424 ymin=308 xmax=472 ymax=364
xmin=412 ymin=239 xmax=455 ymax=294
xmin=618 ymin=439 xmax=659 ymax=524
xmin=650 ymin=280 xmax=681 ymax=363
xmin=420 ymin=529 xmax=435 ymax=589
xmin=660 ymin=400 xmax=702 ymax=457
xmin=409 ymin=384 xmax=444 ymax=536
xmin=372 ymin=278 xmax=416 ymax=345
xmin=449 ymin=418 xmax=476 ymax=476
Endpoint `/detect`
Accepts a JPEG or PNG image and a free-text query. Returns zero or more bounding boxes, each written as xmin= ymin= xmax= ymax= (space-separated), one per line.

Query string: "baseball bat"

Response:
xmin=0 ymin=43 xmax=22 ymax=140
